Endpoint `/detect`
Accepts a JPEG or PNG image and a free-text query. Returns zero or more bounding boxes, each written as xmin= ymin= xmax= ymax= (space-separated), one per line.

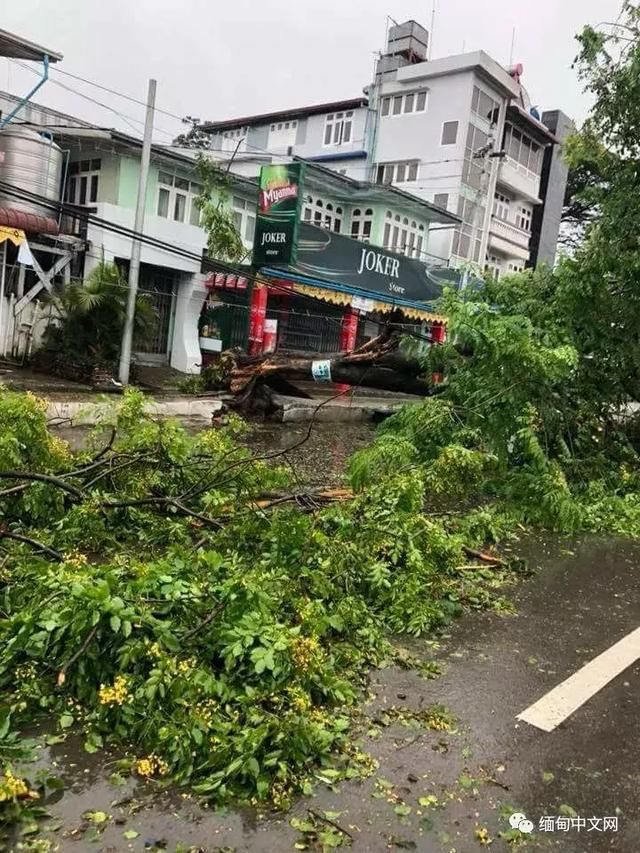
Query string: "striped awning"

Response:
xmin=261 ymin=268 xmax=447 ymax=324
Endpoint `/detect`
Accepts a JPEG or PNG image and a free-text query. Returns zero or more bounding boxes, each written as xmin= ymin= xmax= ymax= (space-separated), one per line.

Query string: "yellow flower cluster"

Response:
xmin=147 ymin=642 xmax=163 ymax=659
xmin=135 ymin=754 xmax=169 ymax=778
xmin=176 ymin=657 xmax=197 ymax=675
xmin=194 ymin=699 xmax=218 ymax=728
xmin=15 ymin=663 xmax=37 ymax=681
xmin=269 ymin=780 xmax=293 ymax=810
xmin=98 ymin=675 xmax=130 ymax=706
xmin=290 ymin=636 xmax=321 ymax=673
xmin=287 ymin=687 xmax=311 ymax=713
xmin=62 ymin=550 xmax=89 ymax=571
xmin=0 ymin=770 xmax=37 ymax=802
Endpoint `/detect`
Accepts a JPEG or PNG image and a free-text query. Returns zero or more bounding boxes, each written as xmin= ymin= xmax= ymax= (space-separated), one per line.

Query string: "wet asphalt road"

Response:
xmin=20 ymin=536 xmax=640 ymax=853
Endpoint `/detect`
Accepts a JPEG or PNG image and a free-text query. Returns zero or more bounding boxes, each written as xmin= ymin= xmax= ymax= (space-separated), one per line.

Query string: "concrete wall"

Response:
xmin=529 ymin=110 xmax=573 ymax=268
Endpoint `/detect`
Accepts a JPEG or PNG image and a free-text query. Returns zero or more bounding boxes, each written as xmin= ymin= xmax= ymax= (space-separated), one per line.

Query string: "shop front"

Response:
xmin=197 ymin=162 xmax=460 ymax=365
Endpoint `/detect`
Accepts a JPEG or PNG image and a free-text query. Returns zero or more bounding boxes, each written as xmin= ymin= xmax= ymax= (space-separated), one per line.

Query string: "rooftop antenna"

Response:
xmin=429 ymin=0 xmax=437 ymax=59
xmin=509 ymin=26 xmax=516 ymax=66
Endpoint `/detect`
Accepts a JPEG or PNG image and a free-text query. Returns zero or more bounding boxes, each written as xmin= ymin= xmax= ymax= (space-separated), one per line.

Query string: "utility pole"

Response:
xmin=118 ymin=78 xmax=156 ymax=385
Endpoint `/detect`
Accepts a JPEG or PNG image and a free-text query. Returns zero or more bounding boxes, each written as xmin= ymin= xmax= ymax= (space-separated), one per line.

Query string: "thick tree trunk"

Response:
xmin=228 ymin=329 xmax=439 ymax=405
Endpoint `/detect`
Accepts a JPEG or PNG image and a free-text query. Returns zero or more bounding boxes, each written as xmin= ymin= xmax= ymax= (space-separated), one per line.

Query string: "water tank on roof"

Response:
xmin=0 ymin=126 xmax=63 ymax=217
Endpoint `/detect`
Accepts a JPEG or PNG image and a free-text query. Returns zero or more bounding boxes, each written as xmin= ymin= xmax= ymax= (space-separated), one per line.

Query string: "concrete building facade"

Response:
xmin=202 ymin=20 xmax=569 ymax=278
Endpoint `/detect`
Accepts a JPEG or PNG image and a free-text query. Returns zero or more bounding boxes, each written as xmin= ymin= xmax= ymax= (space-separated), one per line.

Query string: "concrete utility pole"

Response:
xmin=118 ymin=78 xmax=156 ymax=385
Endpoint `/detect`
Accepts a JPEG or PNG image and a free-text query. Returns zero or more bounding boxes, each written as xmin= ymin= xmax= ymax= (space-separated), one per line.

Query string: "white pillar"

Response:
xmin=170 ymin=273 xmax=207 ymax=374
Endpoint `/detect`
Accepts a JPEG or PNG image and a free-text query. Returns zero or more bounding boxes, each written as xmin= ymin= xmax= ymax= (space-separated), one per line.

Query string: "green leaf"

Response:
xmin=59 ymin=713 xmax=74 ymax=729
xmin=84 ymin=810 xmax=109 ymax=824
xmin=110 ymin=615 xmax=121 ymax=633
xmin=123 ymin=829 xmax=139 ymax=839
xmin=247 ymin=757 xmax=260 ymax=777
xmin=394 ymin=804 xmax=412 ymax=816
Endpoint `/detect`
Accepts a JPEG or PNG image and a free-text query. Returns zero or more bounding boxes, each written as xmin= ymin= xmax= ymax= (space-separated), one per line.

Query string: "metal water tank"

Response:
xmin=0 ymin=127 xmax=63 ymax=217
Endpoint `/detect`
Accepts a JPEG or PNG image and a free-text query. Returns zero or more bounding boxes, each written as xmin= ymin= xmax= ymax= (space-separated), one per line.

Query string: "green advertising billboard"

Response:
xmin=252 ymin=163 xmax=304 ymax=267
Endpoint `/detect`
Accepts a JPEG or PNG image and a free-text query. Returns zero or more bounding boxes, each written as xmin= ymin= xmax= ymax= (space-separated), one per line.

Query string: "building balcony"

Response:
xmin=497 ymin=156 xmax=542 ymax=205
xmin=488 ymin=216 xmax=531 ymax=262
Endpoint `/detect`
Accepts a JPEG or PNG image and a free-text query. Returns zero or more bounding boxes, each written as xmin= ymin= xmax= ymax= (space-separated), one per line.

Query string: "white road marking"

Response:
xmin=517 ymin=626 xmax=640 ymax=732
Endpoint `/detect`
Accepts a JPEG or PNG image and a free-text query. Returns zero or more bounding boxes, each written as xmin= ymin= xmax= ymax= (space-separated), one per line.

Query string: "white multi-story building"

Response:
xmin=202 ymin=20 xmax=569 ymax=277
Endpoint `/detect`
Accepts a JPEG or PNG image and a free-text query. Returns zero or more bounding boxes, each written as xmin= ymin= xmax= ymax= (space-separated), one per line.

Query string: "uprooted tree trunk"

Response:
xmin=228 ymin=327 xmax=441 ymax=409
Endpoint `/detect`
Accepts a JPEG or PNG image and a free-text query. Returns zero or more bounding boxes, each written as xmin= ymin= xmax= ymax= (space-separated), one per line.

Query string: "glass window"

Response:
xmin=69 ymin=162 xmax=79 ymax=175
xmin=416 ymin=235 xmax=423 ymax=257
xmin=396 ymin=163 xmax=406 ymax=182
xmin=416 ymin=91 xmax=427 ymax=111
xmin=404 ymin=93 xmax=415 ymax=113
xmin=157 ymin=188 xmax=170 ymax=217
xmin=392 ymin=95 xmax=403 ymax=115
xmin=158 ymin=171 xmax=173 ymax=186
xmin=434 ymin=193 xmax=448 ymax=210
xmin=391 ymin=226 xmax=399 ymax=249
xmin=245 ymin=214 xmax=256 ymax=242
xmin=324 ymin=122 xmax=333 ymax=145
xmin=383 ymin=164 xmax=394 ymax=183
xmin=343 ymin=117 xmax=352 ymax=143
xmin=232 ymin=210 xmax=242 ymax=231
xmin=79 ymin=176 xmax=87 ymax=205
xmin=90 ymin=158 xmax=101 ymax=171
xmin=189 ymin=199 xmax=201 ymax=226
xmin=66 ymin=176 xmax=76 ymax=202
xmin=233 ymin=196 xmax=246 ymax=210
xmin=89 ymin=174 xmax=99 ymax=203
xmin=174 ymin=193 xmax=186 ymax=222
xmin=80 ymin=160 xmax=90 ymax=172
xmin=383 ymin=222 xmax=391 ymax=246
xmin=175 ymin=177 xmax=190 ymax=191
xmin=313 ymin=210 xmax=322 ymax=225
xmin=381 ymin=97 xmax=390 ymax=116
xmin=407 ymin=162 xmax=418 ymax=181
xmin=441 ymin=120 xmax=459 ymax=145
xmin=362 ymin=220 xmax=372 ymax=240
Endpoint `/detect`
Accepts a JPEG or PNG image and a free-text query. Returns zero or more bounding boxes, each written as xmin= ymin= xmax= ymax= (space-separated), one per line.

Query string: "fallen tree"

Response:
xmin=228 ymin=327 xmax=442 ymax=408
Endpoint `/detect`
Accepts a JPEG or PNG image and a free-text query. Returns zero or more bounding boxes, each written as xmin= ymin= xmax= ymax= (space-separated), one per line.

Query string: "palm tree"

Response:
xmin=40 ymin=262 xmax=156 ymax=364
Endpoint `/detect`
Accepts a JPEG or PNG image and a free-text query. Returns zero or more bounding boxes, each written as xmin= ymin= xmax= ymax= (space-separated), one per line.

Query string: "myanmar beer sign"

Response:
xmin=252 ymin=163 xmax=304 ymax=267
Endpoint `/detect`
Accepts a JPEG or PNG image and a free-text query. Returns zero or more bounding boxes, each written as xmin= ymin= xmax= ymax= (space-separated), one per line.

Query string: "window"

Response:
xmin=65 ymin=158 xmax=101 ymax=206
xmin=157 ymin=172 xmax=206 ymax=228
xmin=441 ymin=121 xmax=459 ymax=145
xmin=323 ymin=111 xmax=354 ymax=146
xmin=375 ymin=160 xmax=419 ymax=184
xmin=382 ymin=90 xmax=428 ymax=118
xmin=453 ymin=195 xmax=484 ymax=261
xmin=493 ymin=192 xmax=510 ymax=220
xmin=220 ymin=127 xmax=248 ymax=153
xmin=173 ymin=193 xmax=186 ymax=222
xmin=232 ymin=195 xmax=257 ymax=245
xmin=516 ymin=206 xmax=532 ymax=231
xmin=351 ymin=208 xmax=373 ymax=242
xmin=157 ymin=188 xmax=170 ymax=218
xmin=433 ymin=193 xmax=449 ymax=210
xmin=503 ymin=124 xmax=542 ymax=175
xmin=382 ymin=211 xmax=426 ymax=258
xmin=303 ymin=195 xmax=343 ymax=232
xmin=472 ymin=85 xmax=500 ymax=125
xmin=462 ymin=123 xmax=490 ymax=190
xmin=268 ymin=119 xmax=298 ymax=151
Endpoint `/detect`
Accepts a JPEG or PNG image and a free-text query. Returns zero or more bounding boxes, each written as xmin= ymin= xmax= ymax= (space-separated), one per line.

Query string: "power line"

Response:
xmin=0 ymin=179 xmax=445 ymax=323
xmin=7 ymin=59 xmax=177 ymax=141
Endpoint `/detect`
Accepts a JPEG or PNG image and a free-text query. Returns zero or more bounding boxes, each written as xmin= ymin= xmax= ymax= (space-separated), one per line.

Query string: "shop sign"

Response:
xmin=252 ymin=163 xmax=304 ymax=267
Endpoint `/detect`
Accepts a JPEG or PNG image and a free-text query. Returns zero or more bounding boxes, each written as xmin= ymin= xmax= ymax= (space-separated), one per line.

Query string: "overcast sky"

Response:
xmin=2 ymin=0 xmax=623 ymax=141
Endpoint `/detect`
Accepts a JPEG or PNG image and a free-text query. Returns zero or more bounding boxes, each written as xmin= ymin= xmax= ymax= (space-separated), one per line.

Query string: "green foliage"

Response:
xmin=0 ymin=391 xmax=518 ymax=807
xmin=195 ymin=154 xmax=246 ymax=263
xmin=39 ymin=262 xmax=155 ymax=364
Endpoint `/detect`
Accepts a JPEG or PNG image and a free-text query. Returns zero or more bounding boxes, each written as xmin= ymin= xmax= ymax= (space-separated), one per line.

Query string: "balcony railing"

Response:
xmin=489 ymin=217 xmax=531 ymax=261
xmin=497 ymin=156 xmax=542 ymax=203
